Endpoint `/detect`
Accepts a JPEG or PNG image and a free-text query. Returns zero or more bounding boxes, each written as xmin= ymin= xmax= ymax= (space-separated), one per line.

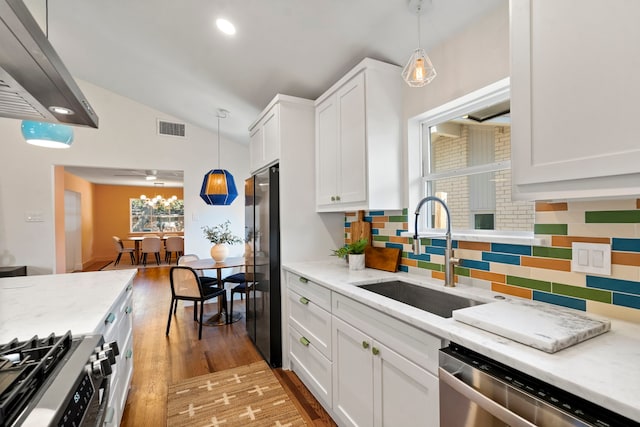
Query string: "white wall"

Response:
xmin=402 ymin=1 xmax=510 ymax=208
xmin=0 ymin=80 xmax=249 ymax=274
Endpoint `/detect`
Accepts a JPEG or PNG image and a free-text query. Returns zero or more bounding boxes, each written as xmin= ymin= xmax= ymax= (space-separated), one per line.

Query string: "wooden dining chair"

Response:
xmin=166 ymin=266 xmax=228 ymax=339
xmin=178 ymin=254 xmax=218 ymax=287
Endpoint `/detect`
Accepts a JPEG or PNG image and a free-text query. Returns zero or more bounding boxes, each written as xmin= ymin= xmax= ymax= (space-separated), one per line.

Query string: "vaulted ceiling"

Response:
xmin=43 ymin=0 xmax=504 ymax=145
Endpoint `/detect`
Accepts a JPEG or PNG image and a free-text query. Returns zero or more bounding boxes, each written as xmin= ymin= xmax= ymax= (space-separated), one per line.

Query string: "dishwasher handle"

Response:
xmin=439 ymin=367 xmax=537 ymax=427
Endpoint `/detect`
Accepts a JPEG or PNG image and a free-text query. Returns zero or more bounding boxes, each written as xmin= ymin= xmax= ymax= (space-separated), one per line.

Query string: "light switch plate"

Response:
xmin=571 ymin=242 xmax=611 ymax=275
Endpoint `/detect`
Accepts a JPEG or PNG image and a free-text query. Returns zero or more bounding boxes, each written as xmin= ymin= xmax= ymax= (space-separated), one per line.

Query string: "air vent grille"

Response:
xmin=157 ymin=120 xmax=186 ymax=138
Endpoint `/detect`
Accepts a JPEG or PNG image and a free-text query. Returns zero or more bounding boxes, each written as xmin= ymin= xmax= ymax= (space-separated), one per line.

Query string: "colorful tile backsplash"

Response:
xmin=344 ymin=200 xmax=640 ymax=323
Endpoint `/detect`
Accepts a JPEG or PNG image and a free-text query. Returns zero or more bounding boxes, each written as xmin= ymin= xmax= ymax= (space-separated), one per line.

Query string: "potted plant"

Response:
xmin=331 ymin=238 xmax=368 ymax=270
xmin=202 ymin=220 xmax=243 ymax=262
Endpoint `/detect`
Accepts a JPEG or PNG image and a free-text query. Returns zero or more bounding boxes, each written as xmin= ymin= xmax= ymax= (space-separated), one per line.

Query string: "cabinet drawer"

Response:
xmin=288 ymin=289 xmax=331 ymax=359
xmin=287 ymin=272 xmax=331 ymax=312
xmin=289 ymin=326 xmax=332 ymax=408
xmin=117 ymin=289 xmax=134 ymax=352
xmin=333 ymin=293 xmax=443 ymax=375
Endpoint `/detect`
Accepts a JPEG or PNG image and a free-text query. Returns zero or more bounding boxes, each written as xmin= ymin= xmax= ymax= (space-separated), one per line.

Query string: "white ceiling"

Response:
xmin=64 ymin=166 xmax=184 ymax=188
xmin=45 ymin=0 xmax=505 ymax=147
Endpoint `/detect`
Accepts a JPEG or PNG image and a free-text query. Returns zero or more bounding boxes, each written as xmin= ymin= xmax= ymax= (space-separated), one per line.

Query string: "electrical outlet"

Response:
xmin=571 ymin=242 xmax=611 ymax=275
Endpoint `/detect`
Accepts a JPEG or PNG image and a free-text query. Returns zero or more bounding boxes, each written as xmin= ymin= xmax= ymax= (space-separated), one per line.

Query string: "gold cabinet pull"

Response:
xmin=299 ymin=296 xmax=310 ymax=305
xmin=299 ymin=337 xmax=310 ymax=347
xmin=299 ymin=277 xmax=308 ymax=284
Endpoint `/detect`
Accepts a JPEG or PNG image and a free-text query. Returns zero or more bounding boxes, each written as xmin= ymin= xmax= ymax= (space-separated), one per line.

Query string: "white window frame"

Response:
xmin=405 ymin=78 xmax=543 ymax=245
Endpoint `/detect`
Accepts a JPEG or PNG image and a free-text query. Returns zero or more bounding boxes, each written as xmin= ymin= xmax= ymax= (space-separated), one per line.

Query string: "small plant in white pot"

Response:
xmin=202 ymin=220 xmax=243 ymax=262
xmin=331 ymin=238 xmax=368 ymax=270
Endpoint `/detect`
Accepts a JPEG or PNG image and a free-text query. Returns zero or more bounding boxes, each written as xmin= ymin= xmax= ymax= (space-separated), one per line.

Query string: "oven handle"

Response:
xmin=439 ymin=367 xmax=537 ymax=427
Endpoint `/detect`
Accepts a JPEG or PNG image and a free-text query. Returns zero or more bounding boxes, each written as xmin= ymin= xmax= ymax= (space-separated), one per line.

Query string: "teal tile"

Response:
xmin=585 ymin=210 xmax=640 ymax=223
xmin=552 ymin=283 xmax=611 ymax=303
xmin=534 ymin=224 xmax=568 ymax=235
xmin=532 ymin=246 xmax=572 ymax=260
xmin=506 ymin=275 xmax=551 ymax=292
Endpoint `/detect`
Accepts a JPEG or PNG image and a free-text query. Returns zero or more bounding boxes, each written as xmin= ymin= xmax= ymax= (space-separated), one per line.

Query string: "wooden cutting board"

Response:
xmin=350 ymin=210 xmax=371 ymax=245
xmin=365 ymin=246 xmax=401 ymax=272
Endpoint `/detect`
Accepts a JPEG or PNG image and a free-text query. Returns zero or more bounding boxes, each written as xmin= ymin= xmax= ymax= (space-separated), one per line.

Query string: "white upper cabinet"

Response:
xmin=315 ymin=58 xmax=403 ymax=212
xmin=511 ymin=0 xmax=640 ymax=200
xmin=249 ymin=101 xmax=281 ymax=174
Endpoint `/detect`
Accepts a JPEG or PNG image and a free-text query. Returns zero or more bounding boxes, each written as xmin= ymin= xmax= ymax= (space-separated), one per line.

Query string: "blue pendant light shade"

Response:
xmin=200 ymin=109 xmax=237 ymax=205
xmin=200 ymin=169 xmax=238 ymax=205
xmin=21 ymin=120 xmax=74 ymax=149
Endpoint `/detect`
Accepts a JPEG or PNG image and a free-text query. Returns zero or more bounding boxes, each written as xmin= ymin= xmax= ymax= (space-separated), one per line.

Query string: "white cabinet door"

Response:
xmin=249 ymin=125 xmax=264 ymax=174
xmin=511 ymin=0 xmax=640 ymax=199
xmin=316 ymin=96 xmax=339 ymax=208
xmin=315 ymin=59 xmax=402 ymax=212
xmin=332 ymin=316 xmax=374 ymax=427
xmin=249 ymin=104 xmax=280 ymax=173
xmin=262 ymin=105 xmax=280 ymax=167
xmin=336 ymin=73 xmax=367 ymax=206
xmin=373 ymin=341 xmax=439 ymax=427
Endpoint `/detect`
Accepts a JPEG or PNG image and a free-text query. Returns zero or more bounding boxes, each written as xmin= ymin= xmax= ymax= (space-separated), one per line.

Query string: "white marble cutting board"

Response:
xmin=452 ymin=299 xmax=611 ymax=353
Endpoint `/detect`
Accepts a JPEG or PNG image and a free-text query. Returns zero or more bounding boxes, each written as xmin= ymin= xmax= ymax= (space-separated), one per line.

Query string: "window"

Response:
xmin=418 ymin=86 xmax=534 ymax=233
xmin=130 ymin=196 xmax=184 ymax=233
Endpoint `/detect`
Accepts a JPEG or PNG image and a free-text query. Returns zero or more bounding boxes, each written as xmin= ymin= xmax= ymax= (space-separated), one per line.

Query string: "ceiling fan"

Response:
xmin=113 ymin=169 xmax=183 ymax=181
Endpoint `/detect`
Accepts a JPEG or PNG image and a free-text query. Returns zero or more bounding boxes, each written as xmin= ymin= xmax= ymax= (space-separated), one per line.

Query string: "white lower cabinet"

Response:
xmin=287 ymin=277 xmax=333 ymax=408
xmin=332 ymin=316 xmax=439 ymax=427
xmin=285 ymin=270 xmax=442 ymax=427
xmin=98 ymin=280 xmax=134 ymax=427
xmin=289 ymin=326 xmax=333 ymax=408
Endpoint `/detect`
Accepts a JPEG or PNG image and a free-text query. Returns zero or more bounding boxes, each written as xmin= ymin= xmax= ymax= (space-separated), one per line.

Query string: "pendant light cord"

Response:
xmin=217 ymin=115 xmax=221 ymax=169
xmin=417 ymin=3 xmax=421 ymax=49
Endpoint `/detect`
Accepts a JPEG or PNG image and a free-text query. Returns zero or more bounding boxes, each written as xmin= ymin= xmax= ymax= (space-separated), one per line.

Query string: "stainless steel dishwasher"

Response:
xmin=439 ymin=343 xmax=639 ymax=427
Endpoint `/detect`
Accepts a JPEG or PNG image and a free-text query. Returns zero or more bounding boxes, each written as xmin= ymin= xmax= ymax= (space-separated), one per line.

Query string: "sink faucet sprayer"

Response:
xmin=413 ymin=196 xmax=459 ymax=287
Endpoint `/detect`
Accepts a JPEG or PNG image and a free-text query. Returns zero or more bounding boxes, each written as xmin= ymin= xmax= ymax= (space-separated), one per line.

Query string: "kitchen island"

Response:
xmin=0 ymin=269 xmax=137 ymax=426
xmin=283 ymin=260 xmax=640 ymax=424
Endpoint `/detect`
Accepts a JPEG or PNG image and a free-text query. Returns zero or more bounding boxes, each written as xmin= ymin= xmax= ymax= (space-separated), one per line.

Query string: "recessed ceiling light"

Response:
xmin=216 ymin=18 xmax=236 ymax=35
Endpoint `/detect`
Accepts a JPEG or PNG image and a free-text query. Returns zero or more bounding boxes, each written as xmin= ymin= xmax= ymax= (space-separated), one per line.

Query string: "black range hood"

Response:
xmin=0 ymin=0 xmax=98 ymax=128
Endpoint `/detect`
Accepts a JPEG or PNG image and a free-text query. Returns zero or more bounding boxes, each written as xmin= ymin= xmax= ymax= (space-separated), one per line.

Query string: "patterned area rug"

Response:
xmin=167 ymin=361 xmax=307 ymax=426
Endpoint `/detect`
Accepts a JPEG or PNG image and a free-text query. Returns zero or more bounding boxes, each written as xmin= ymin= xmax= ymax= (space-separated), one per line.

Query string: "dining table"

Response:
xmin=125 ymin=235 xmax=182 ymax=264
xmin=182 ymin=256 xmax=247 ymax=325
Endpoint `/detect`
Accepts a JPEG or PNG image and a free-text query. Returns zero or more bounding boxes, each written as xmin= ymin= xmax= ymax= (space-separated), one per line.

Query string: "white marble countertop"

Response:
xmin=283 ymin=260 xmax=640 ymax=422
xmin=0 ymin=269 xmax=137 ymax=342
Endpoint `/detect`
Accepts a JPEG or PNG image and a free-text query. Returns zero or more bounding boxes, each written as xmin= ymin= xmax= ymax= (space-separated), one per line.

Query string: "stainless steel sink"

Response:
xmin=357 ymin=280 xmax=484 ymax=318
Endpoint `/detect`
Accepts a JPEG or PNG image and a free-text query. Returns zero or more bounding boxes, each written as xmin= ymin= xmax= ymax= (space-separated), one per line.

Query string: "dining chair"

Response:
xmin=227 ymin=267 xmax=255 ymax=315
xmin=140 ymin=236 xmax=162 ymax=266
xmin=178 ymin=254 xmax=217 ymax=287
xmin=164 ymin=236 xmax=184 ymax=264
xmin=112 ymin=236 xmax=136 ymax=265
xmin=166 ymin=266 xmax=228 ymax=340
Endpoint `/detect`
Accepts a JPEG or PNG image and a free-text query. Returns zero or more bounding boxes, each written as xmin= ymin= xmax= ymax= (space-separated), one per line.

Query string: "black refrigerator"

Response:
xmin=245 ymin=165 xmax=281 ymax=368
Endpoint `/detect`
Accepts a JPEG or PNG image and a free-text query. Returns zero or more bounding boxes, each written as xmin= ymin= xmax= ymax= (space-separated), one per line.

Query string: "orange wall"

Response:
xmin=93 ymin=185 xmax=184 ymax=261
xmin=64 ymin=172 xmax=96 ymax=268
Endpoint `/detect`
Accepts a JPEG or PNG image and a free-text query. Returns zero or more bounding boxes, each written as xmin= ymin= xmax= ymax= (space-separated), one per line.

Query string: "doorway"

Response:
xmin=64 ymin=190 xmax=82 ymax=272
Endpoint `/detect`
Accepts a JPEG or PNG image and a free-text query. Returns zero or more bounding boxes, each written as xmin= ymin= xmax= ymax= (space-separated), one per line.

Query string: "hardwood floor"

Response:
xmin=90 ymin=265 xmax=337 ymax=426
